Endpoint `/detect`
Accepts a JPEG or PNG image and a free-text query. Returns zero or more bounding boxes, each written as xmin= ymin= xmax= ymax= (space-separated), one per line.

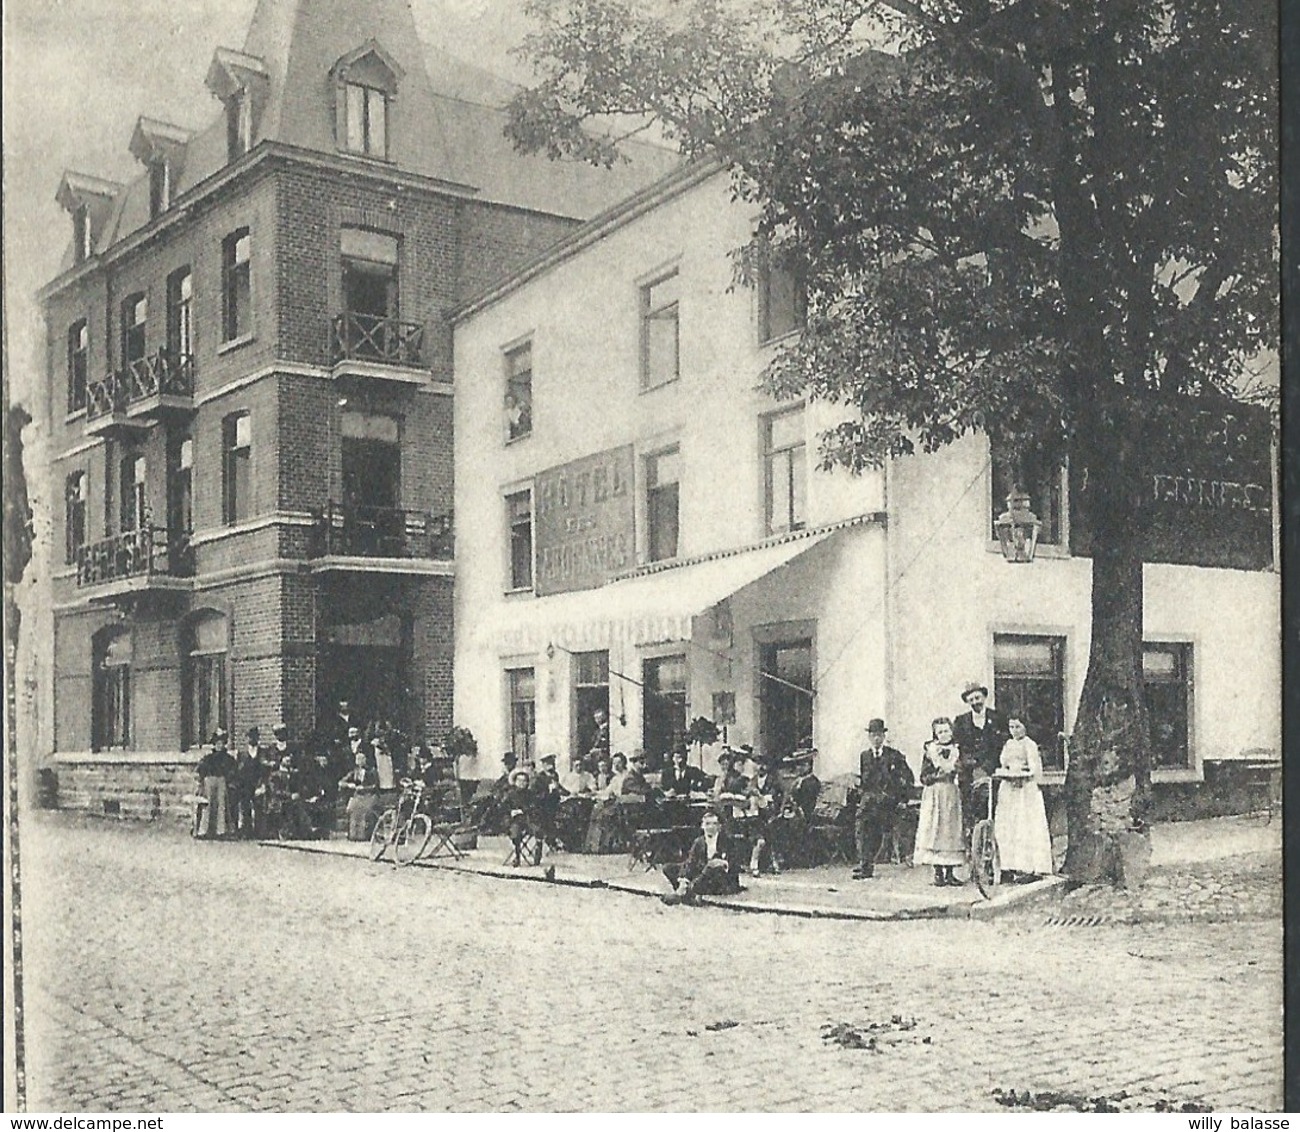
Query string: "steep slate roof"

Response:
xmin=60 ymin=0 xmax=679 ymax=267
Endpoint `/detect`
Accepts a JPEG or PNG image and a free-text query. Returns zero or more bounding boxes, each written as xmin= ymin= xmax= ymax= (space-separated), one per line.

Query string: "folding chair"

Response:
xmin=424 ymin=820 xmax=465 ymax=860
xmin=503 ymin=809 xmax=546 ymax=867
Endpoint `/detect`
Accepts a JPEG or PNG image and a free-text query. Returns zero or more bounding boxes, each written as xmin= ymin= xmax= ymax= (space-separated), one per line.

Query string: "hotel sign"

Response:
xmin=534 ymin=445 xmax=636 ymax=595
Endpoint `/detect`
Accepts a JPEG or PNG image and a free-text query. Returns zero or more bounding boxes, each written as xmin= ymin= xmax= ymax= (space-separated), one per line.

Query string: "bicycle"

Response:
xmin=369 ymin=781 xmax=433 ymax=866
xmin=968 ymin=775 xmax=1002 ymax=898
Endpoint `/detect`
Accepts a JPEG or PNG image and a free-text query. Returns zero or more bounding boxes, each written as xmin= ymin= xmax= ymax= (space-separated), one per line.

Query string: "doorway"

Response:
xmin=572 ymin=650 xmax=610 ymax=759
xmin=759 ymin=638 xmax=814 ymax=761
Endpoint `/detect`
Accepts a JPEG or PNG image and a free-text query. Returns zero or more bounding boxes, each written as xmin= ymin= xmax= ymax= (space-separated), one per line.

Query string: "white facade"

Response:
xmin=453 ymin=168 xmax=1280 ymax=784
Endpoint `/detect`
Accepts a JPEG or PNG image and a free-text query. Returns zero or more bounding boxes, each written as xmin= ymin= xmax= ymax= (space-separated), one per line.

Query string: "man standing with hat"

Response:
xmin=952 ymin=682 xmax=1008 ymax=835
xmin=854 ymin=719 xmax=913 ymax=879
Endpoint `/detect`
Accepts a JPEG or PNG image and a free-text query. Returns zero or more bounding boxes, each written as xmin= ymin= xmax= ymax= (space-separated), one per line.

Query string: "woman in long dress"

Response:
xmin=913 ymin=717 xmax=966 ymax=886
xmin=994 ymin=717 xmax=1054 ymax=877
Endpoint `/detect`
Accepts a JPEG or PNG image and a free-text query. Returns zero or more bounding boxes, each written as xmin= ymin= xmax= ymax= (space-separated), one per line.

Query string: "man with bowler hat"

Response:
xmin=854 ymin=719 xmax=913 ymax=879
xmin=951 ymin=681 xmax=1008 ymax=834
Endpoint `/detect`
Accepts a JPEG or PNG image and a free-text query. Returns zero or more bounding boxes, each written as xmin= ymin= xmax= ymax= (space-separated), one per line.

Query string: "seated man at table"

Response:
xmin=662 ymin=810 xmax=742 ymax=903
xmin=660 ymin=745 xmax=708 ymax=797
xmin=504 ymin=768 xmax=543 ymax=867
xmin=556 ymin=754 xmax=597 ymax=849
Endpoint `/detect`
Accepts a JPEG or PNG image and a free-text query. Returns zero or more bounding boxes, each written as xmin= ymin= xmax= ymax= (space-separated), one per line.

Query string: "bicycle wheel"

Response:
xmin=395 ymin=814 xmax=432 ymax=866
xmin=970 ymin=819 xmax=1001 ymax=899
xmin=369 ymin=809 xmax=398 ymax=861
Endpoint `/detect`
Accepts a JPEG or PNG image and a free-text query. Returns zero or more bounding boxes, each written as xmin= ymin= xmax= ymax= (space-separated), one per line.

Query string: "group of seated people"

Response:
xmin=469 ymin=743 xmax=829 ymax=874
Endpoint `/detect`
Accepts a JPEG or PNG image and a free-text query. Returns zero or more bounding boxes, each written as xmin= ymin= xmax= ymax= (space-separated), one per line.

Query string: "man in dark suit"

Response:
xmin=951 ymin=681 xmax=1008 ymax=834
xmin=662 ymin=810 xmax=741 ymax=902
xmin=854 ymin=719 xmax=914 ymax=879
xmin=230 ymin=726 xmax=267 ymax=838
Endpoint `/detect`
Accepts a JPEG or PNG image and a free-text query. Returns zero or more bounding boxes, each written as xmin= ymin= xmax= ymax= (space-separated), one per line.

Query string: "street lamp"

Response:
xmin=994 ymin=489 xmax=1042 ymax=564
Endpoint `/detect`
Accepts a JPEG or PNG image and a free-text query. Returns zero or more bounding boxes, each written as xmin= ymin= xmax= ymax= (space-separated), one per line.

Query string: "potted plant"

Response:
xmin=684 ymin=716 xmax=721 ymax=768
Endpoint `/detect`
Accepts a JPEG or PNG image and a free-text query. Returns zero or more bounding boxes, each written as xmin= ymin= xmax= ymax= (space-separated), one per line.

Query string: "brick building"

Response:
xmin=40 ymin=0 xmax=675 ymax=818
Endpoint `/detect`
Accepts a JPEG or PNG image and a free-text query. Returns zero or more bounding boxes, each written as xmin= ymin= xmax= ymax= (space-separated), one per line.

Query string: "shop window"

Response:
xmin=993 ymin=633 xmax=1066 ymax=770
xmin=344 ymin=83 xmax=388 ymax=158
xmin=67 ymin=318 xmax=89 ymax=412
xmin=1144 ymin=643 xmax=1193 ymax=770
xmin=121 ymin=292 xmax=148 ymax=371
xmin=226 ymin=90 xmax=252 ymax=161
xmin=73 ymin=204 xmax=92 ymax=264
xmin=222 ymin=412 xmax=252 ymax=524
xmin=764 ymin=407 xmax=807 ymax=535
xmin=646 ymin=447 xmax=680 ymax=563
xmin=92 ymin=627 xmax=132 ymax=751
xmin=757 ymin=249 xmax=805 ymax=344
xmin=149 ymin=159 xmax=171 ymax=218
xmin=183 ymin=612 xmax=228 ymax=750
xmin=991 ymin=452 xmax=1065 ymax=547
xmin=504 ymin=341 xmax=533 ymax=442
xmin=222 ymin=228 xmax=251 ymax=342
xmin=507 ymin=667 xmax=537 ymax=765
xmin=643 ymin=654 xmax=687 ymax=770
xmin=167 ymin=267 xmax=193 ymax=361
xmin=759 ymin=639 xmax=814 ymax=761
xmin=65 ymin=471 xmax=87 ymax=565
xmin=640 ymin=270 xmax=680 ymax=390
xmin=119 ymin=454 xmax=147 ymax=533
xmin=507 ymin=490 xmax=533 ymax=591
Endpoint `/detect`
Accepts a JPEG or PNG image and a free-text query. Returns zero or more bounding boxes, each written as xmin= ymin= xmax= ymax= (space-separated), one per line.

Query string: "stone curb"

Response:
xmin=952 ymin=875 xmax=1068 ymax=919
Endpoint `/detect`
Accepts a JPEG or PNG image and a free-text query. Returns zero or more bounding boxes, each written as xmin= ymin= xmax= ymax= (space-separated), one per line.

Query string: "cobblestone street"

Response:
xmin=17 ymin=813 xmax=1283 ymax=1112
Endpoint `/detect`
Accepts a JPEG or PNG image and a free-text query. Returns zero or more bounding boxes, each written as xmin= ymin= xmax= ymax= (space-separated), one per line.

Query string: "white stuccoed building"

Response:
xmin=451 ymin=161 xmax=1279 ymax=809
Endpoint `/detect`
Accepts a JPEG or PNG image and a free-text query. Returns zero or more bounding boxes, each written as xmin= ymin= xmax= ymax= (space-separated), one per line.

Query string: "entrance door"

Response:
xmin=573 ymin=650 xmax=610 ymax=758
xmin=318 ymin=612 xmax=412 ymax=735
xmin=642 ymin=654 xmax=687 ymax=771
xmin=759 ymin=639 xmax=814 ymax=761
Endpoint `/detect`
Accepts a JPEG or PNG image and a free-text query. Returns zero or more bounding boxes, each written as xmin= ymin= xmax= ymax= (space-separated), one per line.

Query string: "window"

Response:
xmin=757 ymin=253 xmax=805 ymax=343
xmin=67 ymin=319 xmax=88 ymax=412
xmin=64 ymin=472 xmax=87 ymax=565
xmin=182 ymin=612 xmax=228 ymax=750
xmin=646 ymin=447 xmax=680 ymax=563
xmin=149 ymin=159 xmax=170 ymax=218
xmin=760 ymin=639 xmax=815 ymax=760
xmin=643 ymin=654 xmax=688 ymax=770
xmin=119 ymin=454 xmax=147 ymax=533
xmin=640 ymin=270 xmax=680 ymax=389
xmin=226 ymin=91 xmax=251 ymax=161
xmin=1144 ymin=643 xmax=1193 ymax=770
xmin=222 ymin=229 xmax=251 ymax=342
xmin=341 ymin=228 xmax=399 ymax=327
xmin=504 ymin=342 xmax=533 ymax=442
xmin=764 ymin=408 xmax=807 ymax=534
xmin=92 ymin=627 xmax=132 ymax=751
xmin=222 ymin=412 xmax=252 ymax=524
xmin=73 ymin=204 xmax=92 ymax=264
xmin=167 ymin=437 xmax=193 ymax=564
xmin=507 ymin=667 xmax=537 ymax=764
xmin=507 ymin=490 xmax=533 ymax=591
xmin=167 ymin=267 xmax=193 ymax=360
xmin=993 ymin=634 xmax=1066 ymax=771
xmin=344 ymin=83 xmax=388 ymax=158
xmin=121 ymin=293 xmax=148 ymax=370
xmin=991 ymin=452 xmax=1065 ymax=546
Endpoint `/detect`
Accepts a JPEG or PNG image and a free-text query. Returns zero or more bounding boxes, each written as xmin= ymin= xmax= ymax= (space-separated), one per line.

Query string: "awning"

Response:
xmin=479 ymin=528 xmax=840 ymax=655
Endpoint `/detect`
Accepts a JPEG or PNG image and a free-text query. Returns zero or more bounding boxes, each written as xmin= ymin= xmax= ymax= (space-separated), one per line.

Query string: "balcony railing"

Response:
xmin=313 ymin=503 xmax=453 ymax=561
xmin=75 ymin=526 xmax=194 ymax=588
xmin=330 ymin=312 xmax=427 ymax=369
xmin=84 ymin=352 xmax=195 ymax=422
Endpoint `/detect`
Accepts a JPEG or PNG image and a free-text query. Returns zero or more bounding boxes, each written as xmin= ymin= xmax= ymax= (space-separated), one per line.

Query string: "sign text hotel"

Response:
xmin=534 ymin=445 xmax=636 ymax=596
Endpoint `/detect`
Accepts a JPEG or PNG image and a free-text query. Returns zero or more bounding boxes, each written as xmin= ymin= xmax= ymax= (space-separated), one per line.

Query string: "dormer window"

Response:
xmin=331 ymin=41 xmax=402 ymax=163
xmin=149 ymin=160 xmax=171 ymax=218
xmin=226 ymin=91 xmax=252 ymax=162
xmin=73 ymin=205 xmax=92 ymax=264
xmin=345 ymin=83 xmax=388 ymax=158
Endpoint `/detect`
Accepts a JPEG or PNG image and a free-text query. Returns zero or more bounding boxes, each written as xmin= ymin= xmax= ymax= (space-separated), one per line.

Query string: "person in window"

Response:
xmin=194 ymin=728 xmax=235 ymax=840
xmin=914 ymin=717 xmax=967 ymax=886
xmin=662 ymin=810 xmax=742 ymax=904
xmin=854 ymin=719 xmax=914 ymax=880
xmin=745 ymin=756 xmax=786 ymax=876
xmin=504 ymin=391 xmax=531 ymax=439
xmin=339 ymin=745 xmax=381 ymax=841
xmin=586 ymin=707 xmax=611 ymax=760
xmin=951 ymin=682 xmax=1008 ymax=837
xmin=994 ymin=716 xmax=1054 ymax=879
xmin=660 ymin=744 xmax=707 ymax=797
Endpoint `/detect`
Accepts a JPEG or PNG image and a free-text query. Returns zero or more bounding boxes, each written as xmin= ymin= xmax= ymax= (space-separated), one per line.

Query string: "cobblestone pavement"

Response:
xmin=18 ymin=813 xmax=1283 ymax=1112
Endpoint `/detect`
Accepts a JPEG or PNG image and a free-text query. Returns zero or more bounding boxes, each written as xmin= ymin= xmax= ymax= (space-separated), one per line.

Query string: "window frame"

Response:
xmin=506 ymin=665 xmax=537 ymax=765
xmin=149 ymin=159 xmax=171 ymax=218
xmin=181 ymin=612 xmax=229 ymax=751
xmin=503 ymin=339 xmax=533 ymax=443
xmin=644 ymin=445 xmax=681 ymax=564
xmin=991 ymin=631 xmax=1069 ymax=777
xmin=91 ymin=627 xmax=132 ymax=752
xmin=221 ymin=228 xmax=252 ymax=344
xmin=344 ymin=81 xmax=390 ymax=159
xmin=505 ymin=488 xmax=534 ymax=592
xmin=641 ymin=650 xmax=689 ymax=772
xmin=1143 ymin=639 xmax=1197 ymax=779
xmin=763 ymin=406 xmax=808 ymax=536
xmin=167 ymin=266 xmax=194 ymax=361
xmin=756 ymin=249 xmax=806 ymax=345
xmin=67 ymin=318 xmax=89 ymax=414
xmin=120 ymin=292 xmax=148 ymax=370
xmin=226 ymin=90 xmax=252 ymax=162
xmin=989 ymin=449 xmax=1069 ymax=553
xmin=73 ymin=204 xmax=92 ymax=265
xmin=64 ymin=471 xmax=87 ymax=566
xmin=639 ymin=268 xmax=681 ymax=391
xmin=222 ymin=411 xmax=252 ymax=525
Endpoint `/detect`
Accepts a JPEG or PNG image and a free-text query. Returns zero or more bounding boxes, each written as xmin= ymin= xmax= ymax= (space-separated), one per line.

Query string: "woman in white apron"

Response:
xmin=994 ymin=717 xmax=1054 ymax=877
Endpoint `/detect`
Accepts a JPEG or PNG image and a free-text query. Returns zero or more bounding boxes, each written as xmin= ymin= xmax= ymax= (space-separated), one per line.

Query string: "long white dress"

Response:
xmin=913 ymin=742 xmax=966 ymax=866
xmin=994 ymin=737 xmax=1054 ymax=875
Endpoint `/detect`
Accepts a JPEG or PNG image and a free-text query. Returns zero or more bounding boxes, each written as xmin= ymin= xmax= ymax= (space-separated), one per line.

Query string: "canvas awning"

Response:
xmin=479 ymin=528 xmax=840 ymax=655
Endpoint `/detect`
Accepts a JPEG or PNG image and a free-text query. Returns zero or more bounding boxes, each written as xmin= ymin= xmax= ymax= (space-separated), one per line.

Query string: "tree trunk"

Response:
xmin=1062 ymin=393 xmax=1152 ymax=884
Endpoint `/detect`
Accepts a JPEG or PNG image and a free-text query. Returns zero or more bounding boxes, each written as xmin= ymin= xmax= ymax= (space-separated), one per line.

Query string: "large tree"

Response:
xmin=506 ymin=0 xmax=1278 ymax=880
